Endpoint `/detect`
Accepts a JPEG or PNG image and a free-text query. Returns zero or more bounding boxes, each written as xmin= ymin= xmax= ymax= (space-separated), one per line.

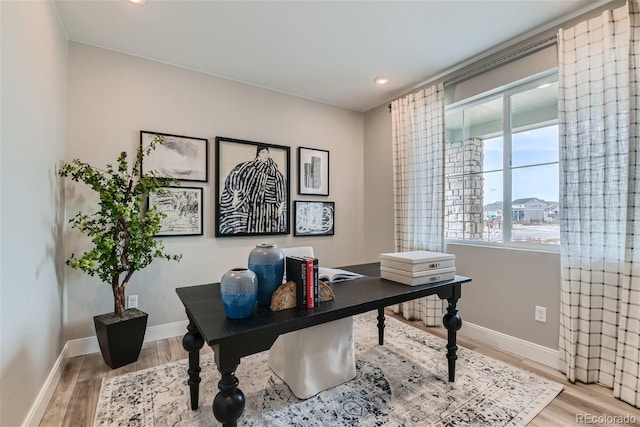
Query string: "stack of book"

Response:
xmin=285 ymin=256 xmax=319 ymax=309
xmin=379 ymin=251 xmax=456 ymax=286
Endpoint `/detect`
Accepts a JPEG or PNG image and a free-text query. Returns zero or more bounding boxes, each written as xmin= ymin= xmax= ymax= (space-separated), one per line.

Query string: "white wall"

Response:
xmin=1 ymin=1 xmax=68 ymax=426
xmin=446 ymin=244 xmax=560 ymax=349
xmin=65 ymin=43 xmax=365 ymax=340
xmin=363 ymin=103 xmax=394 ymax=261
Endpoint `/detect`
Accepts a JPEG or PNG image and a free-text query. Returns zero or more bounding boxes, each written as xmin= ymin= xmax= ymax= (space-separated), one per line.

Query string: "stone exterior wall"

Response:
xmin=445 ymin=138 xmax=484 ymax=240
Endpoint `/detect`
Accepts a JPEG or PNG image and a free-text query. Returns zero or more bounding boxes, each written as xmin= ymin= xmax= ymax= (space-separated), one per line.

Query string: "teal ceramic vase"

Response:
xmin=248 ymin=244 xmax=285 ymax=306
xmin=220 ymin=268 xmax=258 ymax=319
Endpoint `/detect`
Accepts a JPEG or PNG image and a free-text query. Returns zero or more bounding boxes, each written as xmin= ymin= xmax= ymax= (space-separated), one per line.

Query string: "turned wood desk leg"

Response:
xmin=213 ymin=365 xmax=245 ymax=427
xmin=442 ymin=297 xmax=462 ymax=382
xmin=182 ymin=317 xmax=204 ymax=410
xmin=377 ymin=308 xmax=385 ymax=345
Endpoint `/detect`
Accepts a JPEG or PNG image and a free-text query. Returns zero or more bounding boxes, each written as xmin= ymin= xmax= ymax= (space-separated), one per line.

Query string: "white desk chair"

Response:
xmin=268 ymin=246 xmax=356 ymax=399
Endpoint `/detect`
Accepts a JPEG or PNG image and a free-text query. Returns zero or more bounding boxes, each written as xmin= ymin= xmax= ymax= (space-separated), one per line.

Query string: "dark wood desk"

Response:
xmin=176 ymin=263 xmax=471 ymax=426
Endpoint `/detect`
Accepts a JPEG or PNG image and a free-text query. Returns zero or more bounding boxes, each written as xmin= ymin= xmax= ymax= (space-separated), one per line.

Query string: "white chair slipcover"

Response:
xmin=268 ymin=247 xmax=356 ymax=399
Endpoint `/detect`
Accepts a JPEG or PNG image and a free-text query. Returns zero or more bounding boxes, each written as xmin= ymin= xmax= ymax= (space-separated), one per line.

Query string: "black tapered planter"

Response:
xmin=94 ymin=308 xmax=148 ymax=369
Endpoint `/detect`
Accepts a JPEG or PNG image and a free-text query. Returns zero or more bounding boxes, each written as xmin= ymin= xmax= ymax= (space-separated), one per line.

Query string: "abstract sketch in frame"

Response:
xmin=140 ymin=131 xmax=208 ymax=182
xmin=215 ymin=136 xmax=290 ymax=237
xmin=294 ymin=201 xmax=335 ymax=236
xmin=298 ymin=146 xmax=329 ymax=196
xmin=148 ymin=187 xmax=203 ymax=237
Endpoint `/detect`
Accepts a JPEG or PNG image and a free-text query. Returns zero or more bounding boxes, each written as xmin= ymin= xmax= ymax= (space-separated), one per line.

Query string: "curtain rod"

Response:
xmin=443 ymin=34 xmax=557 ymax=87
xmin=442 ymin=0 xmax=623 ymax=89
xmin=387 ymin=0 xmax=621 ymax=112
xmin=388 ymin=34 xmax=557 ymax=113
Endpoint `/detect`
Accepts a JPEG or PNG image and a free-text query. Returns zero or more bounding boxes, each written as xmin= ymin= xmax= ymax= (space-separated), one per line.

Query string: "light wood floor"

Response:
xmin=40 ymin=311 xmax=640 ymax=426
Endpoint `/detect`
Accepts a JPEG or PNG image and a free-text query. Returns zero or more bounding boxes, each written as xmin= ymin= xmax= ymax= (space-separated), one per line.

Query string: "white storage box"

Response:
xmin=380 ymin=265 xmax=456 ymax=286
xmin=380 ymin=251 xmax=455 ymax=273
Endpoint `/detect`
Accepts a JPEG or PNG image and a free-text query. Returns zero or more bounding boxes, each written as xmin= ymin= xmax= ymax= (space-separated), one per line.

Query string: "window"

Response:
xmin=444 ymin=74 xmax=559 ymax=247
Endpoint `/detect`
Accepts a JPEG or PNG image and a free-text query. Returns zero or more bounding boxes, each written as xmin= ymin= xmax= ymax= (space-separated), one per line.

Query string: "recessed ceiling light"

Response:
xmin=128 ymin=0 xmax=146 ymax=4
xmin=374 ymin=76 xmax=390 ymax=85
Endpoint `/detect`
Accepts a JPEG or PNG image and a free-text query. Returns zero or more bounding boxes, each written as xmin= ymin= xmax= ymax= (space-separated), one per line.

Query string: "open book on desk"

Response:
xmin=318 ymin=267 xmax=364 ymax=284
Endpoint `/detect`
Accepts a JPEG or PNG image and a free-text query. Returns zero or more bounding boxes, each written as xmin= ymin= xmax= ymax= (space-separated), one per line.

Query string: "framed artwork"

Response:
xmin=215 ymin=136 xmax=290 ymax=237
xmin=294 ymin=201 xmax=335 ymax=236
xmin=298 ymin=147 xmax=329 ymax=196
xmin=140 ymin=131 xmax=208 ymax=182
xmin=148 ymin=187 xmax=203 ymax=236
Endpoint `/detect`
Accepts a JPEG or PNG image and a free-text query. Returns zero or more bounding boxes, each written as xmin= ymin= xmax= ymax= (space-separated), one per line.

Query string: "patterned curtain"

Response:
xmin=558 ymin=0 xmax=640 ymax=407
xmin=390 ymin=83 xmax=445 ymax=326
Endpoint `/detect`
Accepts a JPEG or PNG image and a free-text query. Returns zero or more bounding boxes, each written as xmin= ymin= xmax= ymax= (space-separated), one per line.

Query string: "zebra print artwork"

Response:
xmin=216 ymin=137 xmax=290 ymax=237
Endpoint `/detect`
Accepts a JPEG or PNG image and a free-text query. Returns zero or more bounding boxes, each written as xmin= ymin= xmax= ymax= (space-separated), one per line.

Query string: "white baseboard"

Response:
xmin=66 ymin=319 xmax=189 ymax=358
xmin=22 ymin=343 xmax=69 ymax=427
xmin=26 ymin=320 xmax=189 ymax=426
xmin=143 ymin=320 xmax=189 ymax=346
xmin=460 ymin=321 xmax=560 ymax=370
xmin=66 ymin=335 xmax=101 ymax=358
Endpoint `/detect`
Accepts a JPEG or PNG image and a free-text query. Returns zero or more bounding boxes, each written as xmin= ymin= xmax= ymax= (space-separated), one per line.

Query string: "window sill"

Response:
xmin=445 ymin=240 xmax=560 ymax=255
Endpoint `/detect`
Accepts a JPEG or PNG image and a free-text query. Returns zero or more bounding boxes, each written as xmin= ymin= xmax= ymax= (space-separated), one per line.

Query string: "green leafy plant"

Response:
xmin=59 ymin=136 xmax=182 ymax=317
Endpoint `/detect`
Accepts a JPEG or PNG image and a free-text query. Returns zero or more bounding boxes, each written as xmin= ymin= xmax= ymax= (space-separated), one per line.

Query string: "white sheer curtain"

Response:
xmin=390 ymin=83 xmax=445 ymax=326
xmin=558 ymin=0 xmax=640 ymax=407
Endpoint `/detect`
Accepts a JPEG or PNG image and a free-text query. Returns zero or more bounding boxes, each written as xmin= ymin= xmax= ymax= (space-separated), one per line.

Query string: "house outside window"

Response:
xmin=444 ymin=73 xmax=559 ymax=248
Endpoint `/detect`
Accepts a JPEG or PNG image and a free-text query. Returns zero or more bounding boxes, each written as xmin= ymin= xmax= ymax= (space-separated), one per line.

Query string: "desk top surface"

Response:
xmin=176 ymin=263 xmax=471 ymax=346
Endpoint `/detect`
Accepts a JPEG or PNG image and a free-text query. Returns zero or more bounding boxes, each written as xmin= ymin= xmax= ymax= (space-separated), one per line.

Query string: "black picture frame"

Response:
xmin=140 ymin=131 xmax=209 ymax=182
xmin=148 ymin=187 xmax=204 ymax=236
xmin=215 ymin=136 xmax=290 ymax=237
xmin=298 ymin=147 xmax=329 ymax=196
xmin=294 ymin=201 xmax=335 ymax=236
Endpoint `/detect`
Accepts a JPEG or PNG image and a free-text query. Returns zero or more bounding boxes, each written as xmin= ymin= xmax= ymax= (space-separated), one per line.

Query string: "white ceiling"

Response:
xmin=53 ymin=0 xmax=604 ymax=112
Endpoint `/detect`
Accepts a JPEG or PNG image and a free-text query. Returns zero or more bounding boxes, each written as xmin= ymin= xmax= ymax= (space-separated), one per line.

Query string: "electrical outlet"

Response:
xmin=535 ymin=305 xmax=546 ymax=323
xmin=128 ymin=295 xmax=138 ymax=309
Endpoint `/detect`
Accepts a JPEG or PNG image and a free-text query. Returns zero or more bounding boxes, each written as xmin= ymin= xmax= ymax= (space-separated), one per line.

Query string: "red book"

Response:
xmin=306 ymin=258 xmax=314 ymax=308
xmin=312 ymin=258 xmax=319 ymax=307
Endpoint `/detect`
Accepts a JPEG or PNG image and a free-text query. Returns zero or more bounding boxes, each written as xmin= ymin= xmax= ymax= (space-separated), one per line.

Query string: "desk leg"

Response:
xmin=182 ymin=318 xmax=204 ymax=410
xmin=442 ymin=297 xmax=462 ymax=382
xmin=377 ymin=308 xmax=385 ymax=345
xmin=213 ymin=363 xmax=245 ymax=427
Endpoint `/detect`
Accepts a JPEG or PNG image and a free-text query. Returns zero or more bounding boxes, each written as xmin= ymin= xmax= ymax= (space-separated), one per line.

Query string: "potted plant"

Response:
xmin=59 ymin=135 xmax=182 ymax=368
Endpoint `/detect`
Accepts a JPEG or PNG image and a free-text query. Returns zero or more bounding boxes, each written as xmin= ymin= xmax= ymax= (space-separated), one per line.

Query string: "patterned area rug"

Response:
xmin=95 ymin=312 xmax=562 ymax=426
